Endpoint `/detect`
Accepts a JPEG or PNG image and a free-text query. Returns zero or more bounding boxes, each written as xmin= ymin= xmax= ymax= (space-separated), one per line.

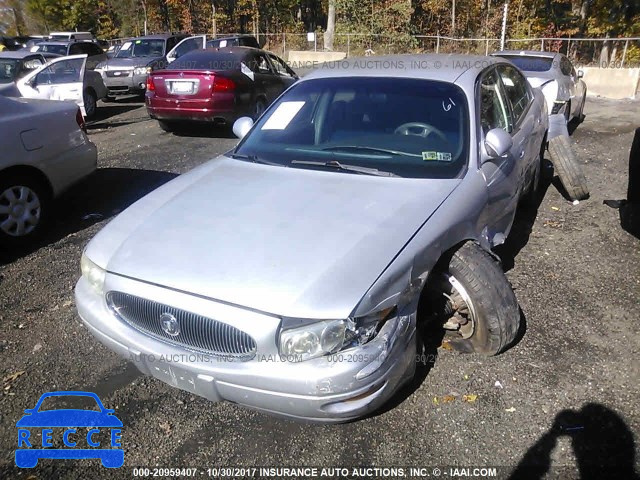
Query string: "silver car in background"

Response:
xmin=76 ymin=54 xmax=548 ymax=422
xmin=493 ymin=50 xmax=586 ymax=125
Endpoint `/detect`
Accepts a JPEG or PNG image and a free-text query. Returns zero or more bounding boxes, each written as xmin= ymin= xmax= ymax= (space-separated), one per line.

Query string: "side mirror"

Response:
xmin=232 ymin=116 xmax=254 ymax=139
xmin=577 ymin=69 xmax=584 ymax=79
xmin=484 ymin=128 xmax=513 ymax=159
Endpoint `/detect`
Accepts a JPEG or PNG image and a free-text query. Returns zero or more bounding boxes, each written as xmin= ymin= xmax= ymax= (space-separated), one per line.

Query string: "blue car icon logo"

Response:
xmin=16 ymin=391 xmax=123 ymax=468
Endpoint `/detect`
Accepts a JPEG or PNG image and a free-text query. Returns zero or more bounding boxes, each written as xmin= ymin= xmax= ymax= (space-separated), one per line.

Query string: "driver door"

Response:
xmin=17 ymin=54 xmax=87 ymax=108
xmin=478 ymin=67 xmax=522 ymax=242
xmin=166 ymin=35 xmax=206 ymax=64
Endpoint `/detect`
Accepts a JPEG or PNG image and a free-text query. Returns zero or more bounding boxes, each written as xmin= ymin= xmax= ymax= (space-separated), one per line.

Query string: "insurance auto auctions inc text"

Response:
xmin=218 ymin=466 xmax=498 ymax=478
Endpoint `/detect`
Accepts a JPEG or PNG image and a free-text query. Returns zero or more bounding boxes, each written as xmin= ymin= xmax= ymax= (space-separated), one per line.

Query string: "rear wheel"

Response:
xmin=0 ymin=173 xmax=50 ymax=247
xmin=548 ymin=135 xmax=589 ymax=200
xmin=157 ymin=120 xmax=175 ymax=132
xmin=423 ymin=242 xmax=520 ymax=355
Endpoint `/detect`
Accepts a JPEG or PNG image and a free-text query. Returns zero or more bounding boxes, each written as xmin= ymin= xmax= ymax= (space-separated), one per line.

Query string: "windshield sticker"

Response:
xmin=219 ymin=40 xmax=228 ymax=48
xmin=135 ymin=40 xmax=142 ymax=44
xmin=261 ymin=101 xmax=305 ymax=130
xmin=120 ymin=41 xmax=132 ymax=50
xmin=240 ymin=62 xmax=254 ymax=81
xmin=423 ymin=151 xmax=452 ymax=162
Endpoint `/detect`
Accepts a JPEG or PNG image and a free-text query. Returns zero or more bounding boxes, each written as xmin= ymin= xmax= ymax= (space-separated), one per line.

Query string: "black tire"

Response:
xmin=424 ymin=242 xmax=520 ymax=355
xmin=521 ymin=137 xmax=545 ymax=208
xmin=578 ymin=89 xmax=587 ymax=122
xmin=0 ymin=172 xmax=50 ymax=247
xmin=548 ymin=135 xmax=589 ymax=200
xmin=157 ymin=120 xmax=175 ymax=132
xmin=83 ymin=89 xmax=97 ymax=119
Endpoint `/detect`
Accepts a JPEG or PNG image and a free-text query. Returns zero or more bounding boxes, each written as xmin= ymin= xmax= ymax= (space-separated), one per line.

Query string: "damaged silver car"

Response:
xmin=75 ymin=54 xmax=548 ymax=422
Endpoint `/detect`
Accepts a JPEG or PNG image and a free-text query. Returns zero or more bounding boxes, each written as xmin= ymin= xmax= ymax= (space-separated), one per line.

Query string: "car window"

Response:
xmin=0 ymin=59 xmax=19 ymax=83
xmin=479 ymin=68 xmax=512 ymax=134
xmin=497 ymin=64 xmax=530 ymax=126
xmin=20 ymin=57 xmax=44 ymax=76
xmin=173 ymin=37 xmax=203 ymax=58
xmin=498 ymin=55 xmax=553 ymax=72
xmin=35 ymin=57 xmax=84 ymax=85
xmin=69 ymin=43 xmax=84 ymax=55
xmin=116 ymin=39 xmax=165 ymax=58
xmin=235 ymin=77 xmax=469 ymax=179
xmin=86 ymin=43 xmax=104 ymax=55
xmin=268 ymin=54 xmax=293 ymax=77
xmin=560 ymin=57 xmax=572 ymax=76
xmin=251 ymin=53 xmax=272 ymax=74
xmin=34 ymin=43 xmax=68 ymax=55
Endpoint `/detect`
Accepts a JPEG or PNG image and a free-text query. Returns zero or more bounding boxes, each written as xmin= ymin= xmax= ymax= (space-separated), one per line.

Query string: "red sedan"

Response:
xmin=145 ymin=47 xmax=298 ymax=132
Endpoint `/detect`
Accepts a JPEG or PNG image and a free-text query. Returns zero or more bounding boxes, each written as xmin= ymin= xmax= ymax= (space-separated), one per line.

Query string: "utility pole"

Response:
xmin=452 ymin=0 xmax=456 ymax=36
xmin=500 ymin=1 xmax=508 ymax=51
xmin=211 ymin=1 xmax=216 ymax=38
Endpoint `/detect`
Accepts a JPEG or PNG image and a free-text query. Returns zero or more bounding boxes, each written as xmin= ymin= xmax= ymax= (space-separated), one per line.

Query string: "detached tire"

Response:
xmin=0 ymin=172 xmax=50 ymax=247
xmin=425 ymin=242 xmax=520 ymax=355
xmin=548 ymin=135 xmax=589 ymax=201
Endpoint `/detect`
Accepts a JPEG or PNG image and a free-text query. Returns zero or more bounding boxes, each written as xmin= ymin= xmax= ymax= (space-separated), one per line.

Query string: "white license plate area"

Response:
xmin=146 ymin=360 xmax=198 ymax=394
xmin=168 ymin=80 xmax=196 ymax=94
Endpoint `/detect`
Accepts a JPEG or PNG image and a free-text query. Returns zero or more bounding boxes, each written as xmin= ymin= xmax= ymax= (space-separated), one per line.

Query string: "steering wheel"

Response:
xmin=394 ymin=122 xmax=449 ymax=143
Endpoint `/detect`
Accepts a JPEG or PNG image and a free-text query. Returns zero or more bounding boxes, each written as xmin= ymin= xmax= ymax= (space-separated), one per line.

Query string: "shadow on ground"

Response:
xmin=166 ymin=121 xmax=237 ymax=139
xmin=0 ymin=168 xmax=178 ymax=266
xmin=508 ymin=403 xmax=640 ymax=479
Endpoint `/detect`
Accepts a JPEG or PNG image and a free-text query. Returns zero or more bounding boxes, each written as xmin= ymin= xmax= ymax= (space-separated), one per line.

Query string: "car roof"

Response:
xmin=302 ymin=53 xmax=504 ymax=84
xmin=495 ymin=50 xmax=559 ymax=59
xmin=130 ymin=34 xmax=177 ymax=40
xmin=0 ymin=50 xmax=45 ymax=59
xmin=36 ymin=41 xmax=70 ymax=46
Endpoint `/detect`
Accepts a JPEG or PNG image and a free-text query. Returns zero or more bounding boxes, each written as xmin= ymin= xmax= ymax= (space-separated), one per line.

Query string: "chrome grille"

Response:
xmin=107 ymin=292 xmax=256 ymax=360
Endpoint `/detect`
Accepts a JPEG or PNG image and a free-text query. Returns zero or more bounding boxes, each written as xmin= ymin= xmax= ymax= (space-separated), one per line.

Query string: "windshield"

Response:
xmin=500 ymin=55 xmax=553 ymax=72
xmin=116 ymin=39 xmax=165 ymax=58
xmin=0 ymin=59 xmax=19 ymax=83
xmin=33 ymin=44 xmax=68 ymax=55
xmin=235 ymin=77 xmax=469 ymax=179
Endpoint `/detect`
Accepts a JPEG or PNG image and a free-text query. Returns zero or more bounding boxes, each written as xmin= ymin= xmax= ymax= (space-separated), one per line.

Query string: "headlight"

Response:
xmin=278 ymin=306 xmax=396 ymax=362
xmin=134 ymin=66 xmax=151 ymax=76
xmin=80 ymin=253 xmax=106 ymax=295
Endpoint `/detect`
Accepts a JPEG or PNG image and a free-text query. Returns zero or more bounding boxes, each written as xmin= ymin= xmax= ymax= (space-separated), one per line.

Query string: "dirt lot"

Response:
xmin=1 ymin=96 xmax=639 ymax=479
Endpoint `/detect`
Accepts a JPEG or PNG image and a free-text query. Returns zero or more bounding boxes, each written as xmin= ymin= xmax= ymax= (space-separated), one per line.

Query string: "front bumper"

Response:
xmin=75 ymin=274 xmax=417 ymax=422
xmin=101 ymin=72 xmax=148 ymax=96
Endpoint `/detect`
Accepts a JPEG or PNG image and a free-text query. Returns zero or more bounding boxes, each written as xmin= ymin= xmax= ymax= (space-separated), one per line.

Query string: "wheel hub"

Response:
xmin=432 ymin=274 xmax=476 ymax=339
xmin=0 ymin=185 xmax=41 ymax=237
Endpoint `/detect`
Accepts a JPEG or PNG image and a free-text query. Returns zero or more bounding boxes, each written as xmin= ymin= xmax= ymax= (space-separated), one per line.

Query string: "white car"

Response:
xmin=0 ymin=96 xmax=97 ymax=246
xmin=15 ymin=54 xmax=107 ymax=118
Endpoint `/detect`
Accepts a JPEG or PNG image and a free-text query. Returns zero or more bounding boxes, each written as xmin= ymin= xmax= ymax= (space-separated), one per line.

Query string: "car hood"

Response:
xmin=100 ymin=57 xmax=160 ymax=69
xmin=88 ymin=157 xmax=461 ymax=319
xmin=17 ymin=410 xmax=122 ymax=427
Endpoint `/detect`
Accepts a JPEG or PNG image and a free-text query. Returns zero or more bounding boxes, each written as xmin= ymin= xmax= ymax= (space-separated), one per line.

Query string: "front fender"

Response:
xmin=352 ymin=170 xmax=490 ymax=317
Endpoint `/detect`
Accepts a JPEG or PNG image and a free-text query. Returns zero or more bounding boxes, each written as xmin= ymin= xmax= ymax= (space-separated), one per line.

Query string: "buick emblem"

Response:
xmin=160 ymin=313 xmax=180 ymax=336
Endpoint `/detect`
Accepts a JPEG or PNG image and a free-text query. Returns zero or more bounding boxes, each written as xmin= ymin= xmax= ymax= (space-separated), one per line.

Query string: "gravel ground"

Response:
xmin=0 ymin=96 xmax=639 ymax=480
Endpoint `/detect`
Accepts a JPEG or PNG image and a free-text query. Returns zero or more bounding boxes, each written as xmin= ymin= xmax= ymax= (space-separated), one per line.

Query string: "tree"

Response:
xmin=324 ymin=0 xmax=335 ymax=50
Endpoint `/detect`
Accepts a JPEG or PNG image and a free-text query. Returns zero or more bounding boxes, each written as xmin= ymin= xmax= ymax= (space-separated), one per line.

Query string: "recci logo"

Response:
xmin=15 ymin=391 xmax=124 ymax=468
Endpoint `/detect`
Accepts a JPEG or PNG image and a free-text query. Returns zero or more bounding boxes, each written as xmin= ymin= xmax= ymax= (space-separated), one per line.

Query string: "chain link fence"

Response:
xmin=107 ymin=33 xmax=640 ymax=67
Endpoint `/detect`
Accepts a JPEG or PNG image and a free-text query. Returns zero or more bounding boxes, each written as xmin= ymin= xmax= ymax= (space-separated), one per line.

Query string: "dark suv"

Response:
xmin=207 ymin=35 xmax=260 ymax=49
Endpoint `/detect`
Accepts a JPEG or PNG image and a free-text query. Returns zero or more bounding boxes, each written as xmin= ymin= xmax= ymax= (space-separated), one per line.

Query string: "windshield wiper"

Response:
xmin=230 ymin=153 xmax=282 ymax=166
xmin=290 ymin=159 xmax=398 ymax=177
xmin=321 ymin=145 xmax=422 ymax=158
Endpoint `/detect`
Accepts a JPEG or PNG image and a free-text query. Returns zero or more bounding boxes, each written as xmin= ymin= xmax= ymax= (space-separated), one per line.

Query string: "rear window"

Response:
xmin=33 ymin=44 xmax=68 ymax=56
xmin=166 ymin=50 xmax=245 ymax=71
xmin=499 ymin=55 xmax=553 ymax=72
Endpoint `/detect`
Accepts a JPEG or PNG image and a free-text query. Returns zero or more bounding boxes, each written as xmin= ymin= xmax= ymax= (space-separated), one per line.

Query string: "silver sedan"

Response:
xmin=76 ymin=54 xmax=548 ymax=422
